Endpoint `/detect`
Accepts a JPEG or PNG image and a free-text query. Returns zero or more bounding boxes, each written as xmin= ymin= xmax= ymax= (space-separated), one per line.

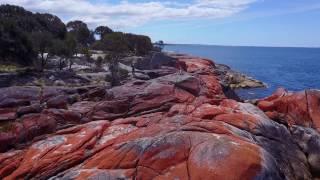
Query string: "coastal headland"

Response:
xmin=0 ymin=53 xmax=319 ymax=180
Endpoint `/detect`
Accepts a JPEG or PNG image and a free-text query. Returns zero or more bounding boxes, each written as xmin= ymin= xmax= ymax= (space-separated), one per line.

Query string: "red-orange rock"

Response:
xmin=257 ymin=101 xmax=275 ymax=112
xmin=90 ymin=99 xmax=131 ymax=120
xmin=187 ymin=134 xmax=262 ymax=180
xmin=174 ymin=56 xmax=215 ymax=73
xmin=0 ymin=113 xmax=57 ymax=152
xmin=191 ymin=103 xmax=229 ymax=119
xmin=0 ymin=55 xmax=317 ymax=179
xmin=0 ymin=98 xmax=311 ymax=179
xmin=0 ymin=150 xmax=24 ymax=179
xmin=259 ymin=89 xmax=320 ymax=131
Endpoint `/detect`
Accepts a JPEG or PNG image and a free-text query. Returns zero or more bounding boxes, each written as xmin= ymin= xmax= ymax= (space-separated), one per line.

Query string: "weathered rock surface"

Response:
xmin=0 ymin=55 xmax=319 ymax=179
xmin=258 ymin=88 xmax=320 ymax=131
xmin=214 ymin=64 xmax=266 ymax=89
xmin=170 ymin=53 xmax=265 ymax=89
xmin=0 ymin=71 xmax=91 ymax=88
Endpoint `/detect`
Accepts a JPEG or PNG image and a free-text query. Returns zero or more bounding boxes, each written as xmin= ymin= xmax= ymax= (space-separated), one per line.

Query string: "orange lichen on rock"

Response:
xmin=259 ymin=89 xmax=320 ymax=131
xmin=0 ymin=55 xmax=317 ymax=179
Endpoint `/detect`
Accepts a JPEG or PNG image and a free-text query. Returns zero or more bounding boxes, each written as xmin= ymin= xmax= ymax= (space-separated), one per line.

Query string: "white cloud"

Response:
xmin=0 ymin=0 xmax=257 ymax=29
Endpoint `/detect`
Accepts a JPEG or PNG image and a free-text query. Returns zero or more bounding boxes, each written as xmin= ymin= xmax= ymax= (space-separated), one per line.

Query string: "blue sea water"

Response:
xmin=164 ymin=44 xmax=320 ymax=99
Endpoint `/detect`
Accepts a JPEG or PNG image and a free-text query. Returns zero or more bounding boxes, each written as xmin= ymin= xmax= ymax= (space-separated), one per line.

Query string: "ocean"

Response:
xmin=164 ymin=44 xmax=320 ymax=99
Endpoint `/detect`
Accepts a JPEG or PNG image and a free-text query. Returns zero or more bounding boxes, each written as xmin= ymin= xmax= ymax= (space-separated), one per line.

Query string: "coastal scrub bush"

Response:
xmin=92 ymin=32 xmax=153 ymax=56
xmin=0 ymin=4 xmax=155 ymax=72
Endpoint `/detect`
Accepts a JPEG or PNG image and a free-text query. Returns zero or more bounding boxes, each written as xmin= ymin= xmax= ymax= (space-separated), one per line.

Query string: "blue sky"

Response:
xmin=2 ymin=0 xmax=320 ymax=47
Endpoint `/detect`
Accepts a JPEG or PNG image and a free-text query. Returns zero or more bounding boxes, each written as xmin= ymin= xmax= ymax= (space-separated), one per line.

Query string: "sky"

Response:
xmin=1 ymin=0 xmax=320 ymax=47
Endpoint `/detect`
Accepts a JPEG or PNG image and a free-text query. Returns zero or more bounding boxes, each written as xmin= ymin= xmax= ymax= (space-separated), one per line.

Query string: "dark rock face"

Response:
xmin=221 ymin=84 xmax=241 ymax=101
xmin=0 ymin=55 xmax=319 ymax=179
xmin=17 ymin=104 xmax=42 ymax=117
xmin=0 ymin=73 xmax=16 ymax=88
xmin=144 ymin=67 xmax=177 ymax=79
xmin=174 ymin=74 xmax=200 ymax=96
xmin=0 ymin=87 xmax=40 ymax=108
xmin=291 ymin=126 xmax=320 ymax=177
xmin=0 ymin=71 xmax=91 ymax=88
xmin=46 ymin=95 xmax=68 ymax=109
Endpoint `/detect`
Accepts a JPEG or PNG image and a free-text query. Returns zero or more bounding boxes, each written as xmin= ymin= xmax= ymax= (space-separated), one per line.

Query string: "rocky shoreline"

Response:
xmin=0 ymin=55 xmax=319 ymax=179
xmin=168 ymin=53 xmax=266 ymax=90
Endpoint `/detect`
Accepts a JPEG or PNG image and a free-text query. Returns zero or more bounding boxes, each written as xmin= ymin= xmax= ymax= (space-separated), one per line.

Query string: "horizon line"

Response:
xmin=165 ymin=43 xmax=320 ymax=49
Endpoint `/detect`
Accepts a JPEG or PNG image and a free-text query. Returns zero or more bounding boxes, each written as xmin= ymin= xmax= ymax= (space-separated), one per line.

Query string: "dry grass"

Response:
xmin=0 ymin=64 xmax=19 ymax=73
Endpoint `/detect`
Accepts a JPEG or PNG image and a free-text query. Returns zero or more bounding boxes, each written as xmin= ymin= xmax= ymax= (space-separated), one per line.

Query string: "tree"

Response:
xmin=30 ymin=31 xmax=53 ymax=71
xmin=0 ymin=19 xmax=35 ymax=66
xmin=103 ymin=32 xmax=131 ymax=86
xmin=66 ymin=20 xmax=91 ymax=48
xmin=154 ymin=40 xmax=165 ymax=52
xmin=65 ymin=33 xmax=77 ymax=55
xmin=0 ymin=5 xmax=68 ymax=67
xmin=65 ymin=33 xmax=77 ymax=70
xmin=125 ymin=33 xmax=153 ymax=55
xmin=91 ymin=32 xmax=153 ymax=55
xmin=105 ymin=54 xmax=120 ymax=86
xmin=34 ymin=13 xmax=66 ymax=39
xmin=50 ymin=39 xmax=72 ymax=70
xmin=0 ymin=4 xmax=155 ymax=71
xmin=103 ymin=32 xmax=130 ymax=53
xmin=0 ymin=5 xmax=66 ymax=38
xmin=0 ymin=5 xmax=38 ymax=32
xmin=95 ymin=26 xmax=113 ymax=39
